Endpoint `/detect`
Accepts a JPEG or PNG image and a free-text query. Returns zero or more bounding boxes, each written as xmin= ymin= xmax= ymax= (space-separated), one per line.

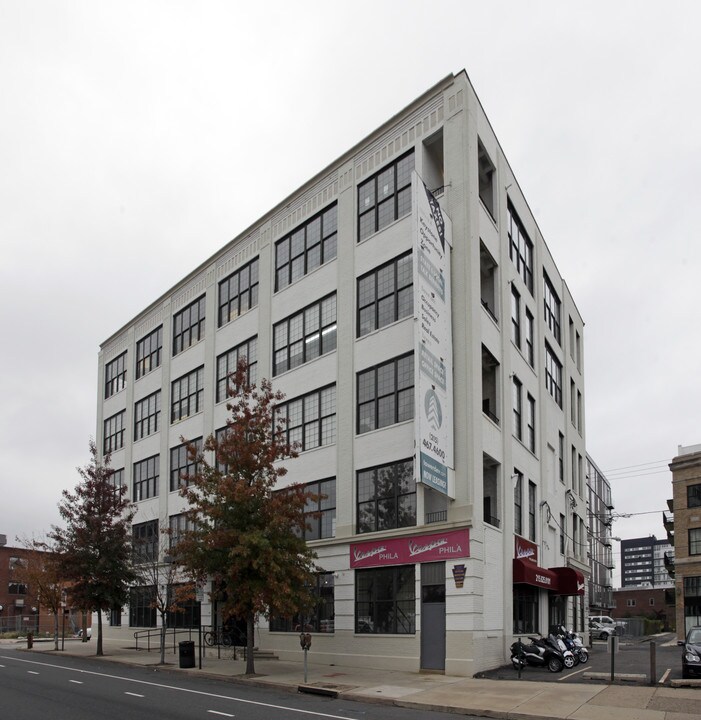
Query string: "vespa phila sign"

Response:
xmin=413 ymin=173 xmax=454 ymax=497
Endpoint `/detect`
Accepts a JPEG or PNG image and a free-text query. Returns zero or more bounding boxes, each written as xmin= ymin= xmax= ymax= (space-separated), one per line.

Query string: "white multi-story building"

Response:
xmin=97 ymin=70 xmax=588 ymax=675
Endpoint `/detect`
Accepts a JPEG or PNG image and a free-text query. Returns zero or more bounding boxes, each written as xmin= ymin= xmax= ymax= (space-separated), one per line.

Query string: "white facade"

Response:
xmin=97 ymin=71 xmax=587 ymax=675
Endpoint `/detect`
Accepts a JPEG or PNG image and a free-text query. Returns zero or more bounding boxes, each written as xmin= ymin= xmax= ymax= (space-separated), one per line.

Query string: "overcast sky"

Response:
xmin=1 ymin=1 xmax=699 ymax=582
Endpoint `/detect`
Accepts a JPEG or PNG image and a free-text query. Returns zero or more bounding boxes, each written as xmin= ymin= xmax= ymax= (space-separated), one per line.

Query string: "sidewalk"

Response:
xmin=6 ymin=635 xmax=700 ymax=720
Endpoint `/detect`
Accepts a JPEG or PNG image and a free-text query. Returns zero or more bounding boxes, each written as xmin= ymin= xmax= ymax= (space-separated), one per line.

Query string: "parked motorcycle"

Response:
xmin=510 ymin=635 xmax=564 ymax=673
xmin=546 ymin=632 xmax=577 ymax=668
xmin=558 ymin=626 xmax=589 ymax=664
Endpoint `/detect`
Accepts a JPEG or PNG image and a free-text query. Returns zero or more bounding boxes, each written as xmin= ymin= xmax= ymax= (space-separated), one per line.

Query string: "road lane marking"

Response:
xmin=558 ymin=667 xmax=586 ymax=681
xmin=69 ymin=680 xmax=84 ymax=684
xmin=0 ymin=655 xmax=353 ymax=720
xmin=28 ymin=671 xmax=39 ymax=675
xmin=125 ymin=692 xmax=145 ymax=697
xmin=659 ymin=668 xmax=671 ymax=684
xmin=208 ymin=712 xmax=235 ymax=717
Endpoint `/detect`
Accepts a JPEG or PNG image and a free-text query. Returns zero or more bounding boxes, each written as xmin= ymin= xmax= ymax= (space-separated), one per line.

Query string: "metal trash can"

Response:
xmin=178 ymin=640 xmax=195 ymax=669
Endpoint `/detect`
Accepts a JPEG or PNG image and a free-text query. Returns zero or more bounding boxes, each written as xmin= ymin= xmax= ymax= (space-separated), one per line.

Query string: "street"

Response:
xmin=0 ymin=648 xmax=484 ymax=720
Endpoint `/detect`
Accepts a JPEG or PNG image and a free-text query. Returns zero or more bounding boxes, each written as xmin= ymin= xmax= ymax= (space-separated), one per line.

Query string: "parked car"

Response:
xmin=678 ymin=626 xmax=701 ymax=679
xmin=589 ymin=616 xmax=626 ymax=634
xmin=589 ymin=621 xmax=615 ymax=640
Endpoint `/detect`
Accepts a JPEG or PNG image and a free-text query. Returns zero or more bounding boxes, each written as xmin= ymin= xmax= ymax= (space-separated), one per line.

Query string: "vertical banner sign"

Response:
xmin=413 ymin=172 xmax=454 ymax=497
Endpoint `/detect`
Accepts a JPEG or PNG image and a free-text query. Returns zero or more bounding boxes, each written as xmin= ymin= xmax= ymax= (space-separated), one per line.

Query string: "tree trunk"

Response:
xmin=160 ymin=618 xmax=166 ymax=665
xmin=245 ymin=613 xmax=255 ymax=675
xmin=96 ymin=610 xmax=103 ymax=656
xmin=53 ymin=613 xmax=59 ymax=651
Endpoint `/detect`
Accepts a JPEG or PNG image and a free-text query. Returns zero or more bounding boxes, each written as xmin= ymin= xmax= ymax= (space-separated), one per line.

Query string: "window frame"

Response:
xmin=103 ymin=411 xmax=125 ymax=454
xmin=270 ymin=572 xmax=335 ymax=633
xmin=544 ymin=343 xmax=563 ymax=407
xmin=132 ymin=520 xmax=159 ymax=563
xmin=275 ymin=205 xmax=337 ymax=291
xmin=543 ymin=272 xmax=562 ymax=344
xmin=514 ymin=470 xmax=523 ymax=537
xmin=171 ymin=366 xmax=205 ymax=423
xmin=507 ymin=202 xmax=534 ymax=295
xmin=169 ymin=437 xmax=202 ymax=492
xmin=512 ymin=375 xmax=522 ymax=441
xmin=172 ymin=295 xmax=206 ymax=356
xmin=356 ymin=353 xmax=415 ymax=434
xmin=528 ymin=480 xmax=536 ymax=542
xmin=104 ymin=352 xmax=127 ymax=399
xmin=688 ymin=484 xmax=701 ymax=509
xmin=357 ymin=251 xmax=413 ymax=337
xmin=356 ymin=458 xmax=416 ymax=534
xmin=274 ymin=385 xmax=337 ymax=452
xmin=216 ymin=336 xmax=258 ymax=403
xmin=301 ymin=478 xmax=336 ymax=541
xmin=526 ymin=394 xmax=536 ymax=452
xmin=273 ymin=294 xmax=337 ymax=376
xmin=135 ymin=326 xmax=163 ymax=379
xmin=355 ymin=565 xmax=416 ymax=634
xmin=134 ymin=390 xmax=161 ymax=441
xmin=357 ymin=151 xmax=415 ymax=242
xmin=133 ymin=454 xmax=159 ymax=502
xmin=689 ymin=528 xmax=701 ymax=556
xmin=218 ymin=257 xmax=260 ymax=327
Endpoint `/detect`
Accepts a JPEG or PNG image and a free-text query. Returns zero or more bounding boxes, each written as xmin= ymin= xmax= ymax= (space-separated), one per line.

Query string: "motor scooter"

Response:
xmin=510 ymin=635 xmax=564 ymax=673
xmin=558 ymin=626 xmax=589 ymax=663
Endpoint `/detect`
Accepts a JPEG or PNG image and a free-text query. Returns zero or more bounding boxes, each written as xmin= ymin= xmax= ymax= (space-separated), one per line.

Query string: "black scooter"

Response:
xmin=510 ymin=635 xmax=565 ymax=673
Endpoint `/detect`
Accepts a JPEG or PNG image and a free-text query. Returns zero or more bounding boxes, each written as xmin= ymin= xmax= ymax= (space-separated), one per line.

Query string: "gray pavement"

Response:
xmin=3 ymin=633 xmax=700 ymax=720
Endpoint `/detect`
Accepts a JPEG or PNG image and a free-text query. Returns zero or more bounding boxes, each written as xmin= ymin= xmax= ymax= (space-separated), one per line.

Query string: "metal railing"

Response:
xmin=133 ymin=626 xmax=198 ymax=652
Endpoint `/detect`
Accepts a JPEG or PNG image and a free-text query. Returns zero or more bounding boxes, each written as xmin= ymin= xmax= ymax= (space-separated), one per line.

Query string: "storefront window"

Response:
xmin=513 ymin=586 xmax=538 ymax=634
xmin=356 ymin=565 xmax=415 ymax=634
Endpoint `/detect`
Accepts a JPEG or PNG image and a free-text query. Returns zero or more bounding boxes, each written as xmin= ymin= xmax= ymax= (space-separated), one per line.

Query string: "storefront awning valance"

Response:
xmin=512 ymin=558 xmax=558 ymax=591
xmin=550 ymin=566 xmax=585 ymax=596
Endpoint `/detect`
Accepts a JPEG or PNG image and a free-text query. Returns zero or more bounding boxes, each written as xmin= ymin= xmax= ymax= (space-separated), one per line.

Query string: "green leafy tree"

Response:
xmin=50 ymin=442 xmax=136 ymax=656
xmin=174 ymin=359 xmax=318 ymax=675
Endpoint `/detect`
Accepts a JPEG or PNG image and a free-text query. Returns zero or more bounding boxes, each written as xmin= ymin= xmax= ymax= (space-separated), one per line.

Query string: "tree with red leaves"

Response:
xmin=173 ymin=359 xmax=318 ymax=675
xmin=50 ymin=442 xmax=136 ymax=656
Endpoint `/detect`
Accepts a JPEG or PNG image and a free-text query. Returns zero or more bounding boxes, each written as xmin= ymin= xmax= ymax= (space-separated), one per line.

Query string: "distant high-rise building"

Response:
xmin=620 ymin=535 xmax=673 ymax=588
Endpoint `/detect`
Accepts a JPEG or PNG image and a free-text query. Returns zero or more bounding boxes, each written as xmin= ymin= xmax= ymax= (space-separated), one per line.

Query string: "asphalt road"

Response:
xmin=0 ymin=648 xmax=484 ymax=720
xmin=479 ymin=634 xmax=684 ymax=684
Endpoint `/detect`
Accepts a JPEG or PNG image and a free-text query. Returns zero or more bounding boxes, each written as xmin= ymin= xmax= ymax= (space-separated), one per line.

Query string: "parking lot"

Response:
xmin=479 ymin=633 xmax=685 ymax=684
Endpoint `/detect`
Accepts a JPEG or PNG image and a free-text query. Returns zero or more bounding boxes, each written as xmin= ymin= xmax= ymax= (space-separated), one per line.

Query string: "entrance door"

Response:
xmin=420 ymin=562 xmax=446 ymax=671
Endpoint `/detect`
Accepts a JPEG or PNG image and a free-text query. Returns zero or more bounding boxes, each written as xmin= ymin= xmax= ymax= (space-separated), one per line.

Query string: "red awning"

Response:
xmin=512 ymin=558 xmax=559 ymax=591
xmin=550 ymin=566 xmax=585 ymax=596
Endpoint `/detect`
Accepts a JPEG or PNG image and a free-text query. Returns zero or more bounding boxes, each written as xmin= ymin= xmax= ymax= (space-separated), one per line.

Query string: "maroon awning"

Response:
xmin=550 ymin=566 xmax=585 ymax=596
xmin=512 ymin=558 xmax=559 ymax=591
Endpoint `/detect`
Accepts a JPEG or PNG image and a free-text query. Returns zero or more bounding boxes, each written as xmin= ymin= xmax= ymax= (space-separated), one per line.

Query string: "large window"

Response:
xmin=134 ymin=391 xmax=161 ymax=441
xmin=688 ymin=484 xmax=701 ymax=509
xmin=218 ymin=258 xmax=259 ymax=326
xmin=171 ymin=366 xmax=205 ymax=423
xmin=514 ymin=469 xmax=523 ymax=536
xmin=275 ymin=385 xmax=336 ymax=452
xmin=357 ymin=458 xmax=416 ymax=534
xmin=170 ymin=437 xmax=202 ymax=491
xmin=528 ymin=481 xmax=536 ymax=542
xmin=543 ymin=273 xmax=561 ymax=344
xmin=356 ymin=565 xmax=415 ymax=634
xmin=136 ymin=326 xmax=163 ymax=379
xmin=302 ymin=478 xmax=336 ymax=541
xmin=133 ymin=520 xmax=158 ymax=563
xmin=216 ymin=336 xmax=257 ymax=403
xmin=270 ymin=572 xmax=335 ymax=633
xmin=690 ymin=528 xmax=701 ymax=556
xmin=129 ymin=585 xmax=156 ymax=627
xmin=105 ymin=352 xmax=127 ymax=398
xmin=133 ymin=455 xmax=159 ymax=501
xmin=525 ymin=309 xmax=534 ymax=367
xmin=513 ymin=585 xmax=538 ymax=634
xmin=507 ymin=203 xmax=533 ymax=295
xmin=512 ymin=376 xmax=522 ymax=441
xmin=544 ymin=344 xmax=562 ymax=407
xmin=273 ymin=295 xmax=337 ymax=376
xmin=510 ymin=287 xmax=521 ymax=347
xmin=173 ymin=296 xmax=206 ymax=356
xmin=103 ymin=411 xmax=125 ymax=454
xmin=358 ymin=151 xmax=414 ymax=242
xmin=357 ymin=353 xmax=414 ymax=434
xmin=275 ymin=205 xmax=337 ymax=291
xmin=166 ymin=584 xmax=201 ymax=628
xmin=169 ymin=512 xmax=196 ymax=550
xmin=526 ymin=394 xmax=536 ymax=453
xmin=357 ymin=252 xmax=413 ymax=337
